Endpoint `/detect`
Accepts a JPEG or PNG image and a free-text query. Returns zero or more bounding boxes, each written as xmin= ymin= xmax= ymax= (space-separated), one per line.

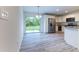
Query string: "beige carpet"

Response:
xmin=20 ymin=33 xmax=79 ymax=52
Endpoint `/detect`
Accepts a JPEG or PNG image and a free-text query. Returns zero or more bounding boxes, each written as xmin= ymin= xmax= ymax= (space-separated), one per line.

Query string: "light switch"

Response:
xmin=0 ymin=9 xmax=8 ymax=20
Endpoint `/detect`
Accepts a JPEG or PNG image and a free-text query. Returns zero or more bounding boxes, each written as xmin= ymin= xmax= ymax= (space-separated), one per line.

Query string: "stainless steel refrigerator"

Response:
xmin=48 ymin=18 xmax=56 ymax=33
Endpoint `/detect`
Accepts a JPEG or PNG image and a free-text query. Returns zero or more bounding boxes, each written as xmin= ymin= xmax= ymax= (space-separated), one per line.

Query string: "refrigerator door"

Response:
xmin=48 ymin=18 xmax=56 ymax=33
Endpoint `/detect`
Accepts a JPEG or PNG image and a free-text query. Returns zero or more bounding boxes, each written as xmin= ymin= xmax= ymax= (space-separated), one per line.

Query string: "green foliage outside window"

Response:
xmin=25 ymin=16 xmax=40 ymax=27
xmin=24 ymin=16 xmax=40 ymax=31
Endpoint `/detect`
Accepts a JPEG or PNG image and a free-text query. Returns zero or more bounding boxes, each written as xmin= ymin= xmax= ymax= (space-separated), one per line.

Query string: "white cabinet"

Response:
xmin=64 ymin=27 xmax=79 ymax=49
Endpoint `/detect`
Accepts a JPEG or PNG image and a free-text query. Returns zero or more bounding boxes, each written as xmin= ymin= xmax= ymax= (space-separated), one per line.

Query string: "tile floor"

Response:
xmin=20 ymin=32 xmax=79 ymax=52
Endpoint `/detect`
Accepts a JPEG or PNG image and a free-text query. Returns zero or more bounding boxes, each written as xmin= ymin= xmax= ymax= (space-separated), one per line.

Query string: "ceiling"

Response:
xmin=23 ymin=6 xmax=79 ymax=16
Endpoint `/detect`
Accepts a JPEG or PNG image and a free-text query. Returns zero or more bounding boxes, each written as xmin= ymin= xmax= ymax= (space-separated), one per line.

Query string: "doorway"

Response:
xmin=24 ymin=16 xmax=40 ymax=33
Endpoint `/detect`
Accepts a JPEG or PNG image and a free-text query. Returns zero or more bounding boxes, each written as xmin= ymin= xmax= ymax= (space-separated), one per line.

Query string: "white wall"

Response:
xmin=0 ymin=6 xmax=24 ymax=52
xmin=17 ymin=7 xmax=24 ymax=51
xmin=40 ymin=15 xmax=44 ymax=33
xmin=24 ymin=12 xmax=38 ymax=17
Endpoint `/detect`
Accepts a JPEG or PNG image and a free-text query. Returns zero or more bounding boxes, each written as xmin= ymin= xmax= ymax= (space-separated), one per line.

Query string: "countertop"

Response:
xmin=65 ymin=26 xmax=79 ymax=30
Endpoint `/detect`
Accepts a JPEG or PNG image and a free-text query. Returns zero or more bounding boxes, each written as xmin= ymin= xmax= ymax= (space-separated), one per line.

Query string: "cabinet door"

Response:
xmin=64 ymin=29 xmax=78 ymax=48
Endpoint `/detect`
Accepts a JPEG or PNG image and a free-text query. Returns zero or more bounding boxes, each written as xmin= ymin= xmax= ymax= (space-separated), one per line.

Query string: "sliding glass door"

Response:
xmin=24 ymin=16 xmax=40 ymax=33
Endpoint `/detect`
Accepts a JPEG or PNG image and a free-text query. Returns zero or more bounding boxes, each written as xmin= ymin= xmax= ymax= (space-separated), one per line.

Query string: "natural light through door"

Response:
xmin=24 ymin=16 xmax=41 ymax=33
